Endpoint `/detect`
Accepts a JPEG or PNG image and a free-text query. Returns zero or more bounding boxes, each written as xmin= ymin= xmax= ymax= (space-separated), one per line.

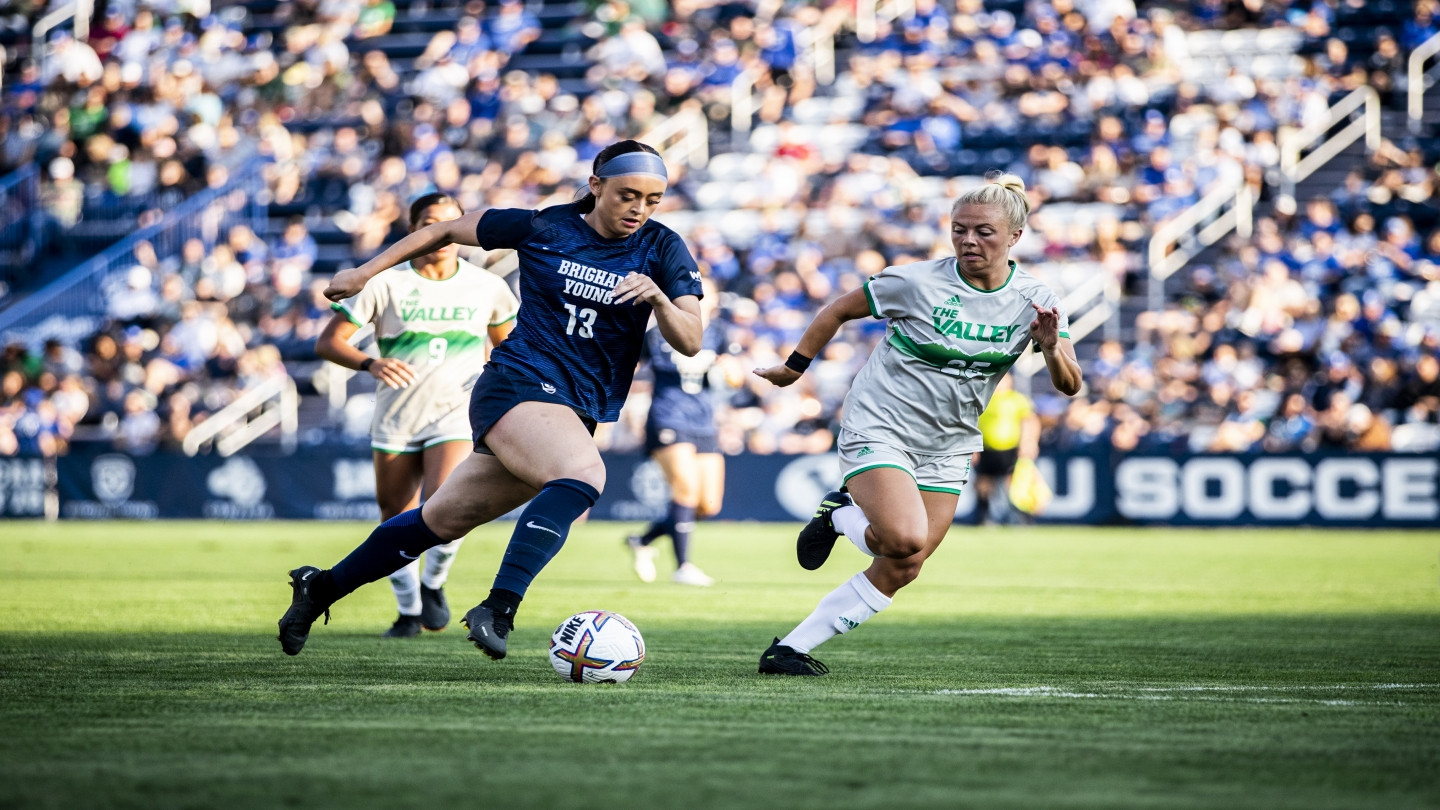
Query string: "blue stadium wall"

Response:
xmin=1 ymin=449 xmax=1437 ymax=527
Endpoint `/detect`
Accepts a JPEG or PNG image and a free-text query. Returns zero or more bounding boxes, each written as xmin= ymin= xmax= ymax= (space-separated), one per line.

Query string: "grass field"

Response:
xmin=1 ymin=521 xmax=1437 ymax=810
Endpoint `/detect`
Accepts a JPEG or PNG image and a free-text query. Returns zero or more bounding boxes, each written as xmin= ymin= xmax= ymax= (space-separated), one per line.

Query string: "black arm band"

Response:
xmin=359 ymin=358 xmax=374 ymax=372
xmin=784 ymin=351 xmax=813 ymax=374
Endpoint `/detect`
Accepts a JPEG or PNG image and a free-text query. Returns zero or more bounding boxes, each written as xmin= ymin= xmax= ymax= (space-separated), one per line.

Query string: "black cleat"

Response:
xmin=797 ymin=490 xmax=851 ymax=570
xmin=419 ymin=585 xmax=450 ymax=631
xmin=758 ymin=637 xmax=829 ymax=676
xmin=277 ymin=566 xmax=331 ymax=656
xmin=383 ymin=614 xmax=423 ymax=638
xmin=461 ymin=603 xmax=514 ymax=660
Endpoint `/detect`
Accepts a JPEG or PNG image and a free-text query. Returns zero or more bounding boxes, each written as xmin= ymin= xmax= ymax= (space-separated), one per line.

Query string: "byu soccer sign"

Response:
xmin=34 ymin=447 xmax=1440 ymax=527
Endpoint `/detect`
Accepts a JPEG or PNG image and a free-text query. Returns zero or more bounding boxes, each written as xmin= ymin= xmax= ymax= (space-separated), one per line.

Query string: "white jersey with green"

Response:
xmin=332 ymin=258 xmax=520 ymax=440
xmin=842 ymin=258 xmax=1069 ymax=456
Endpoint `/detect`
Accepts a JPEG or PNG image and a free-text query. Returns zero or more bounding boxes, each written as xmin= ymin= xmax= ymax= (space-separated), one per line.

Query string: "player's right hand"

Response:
xmin=324 ymin=268 xmax=370 ymax=302
xmin=368 ymin=357 xmax=417 ymax=389
xmin=753 ymin=364 xmax=801 ymax=387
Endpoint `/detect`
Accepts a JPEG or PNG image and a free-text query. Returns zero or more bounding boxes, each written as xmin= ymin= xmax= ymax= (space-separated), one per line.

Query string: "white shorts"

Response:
xmin=372 ymin=407 xmax=471 ymax=454
xmin=836 ymin=429 xmax=973 ymax=496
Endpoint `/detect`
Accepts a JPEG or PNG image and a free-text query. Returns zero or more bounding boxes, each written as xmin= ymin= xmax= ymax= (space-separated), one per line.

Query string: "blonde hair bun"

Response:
xmin=951 ymin=170 xmax=1031 ymax=230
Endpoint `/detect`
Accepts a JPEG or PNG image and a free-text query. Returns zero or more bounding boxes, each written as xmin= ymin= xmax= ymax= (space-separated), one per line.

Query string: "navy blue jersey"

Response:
xmin=476 ymin=202 xmax=703 ymax=422
xmin=641 ymin=321 xmax=727 ymax=433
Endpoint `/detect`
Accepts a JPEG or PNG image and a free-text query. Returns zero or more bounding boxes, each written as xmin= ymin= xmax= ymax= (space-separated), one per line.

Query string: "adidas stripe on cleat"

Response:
xmin=758 ymin=637 xmax=830 ymax=676
xmin=797 ymin=489 xmax=851 ymax=571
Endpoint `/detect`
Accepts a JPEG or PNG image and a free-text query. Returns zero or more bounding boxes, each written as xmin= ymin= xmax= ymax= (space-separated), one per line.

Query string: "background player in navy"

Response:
xmin=277 ymin=141 xmax=704 ymax=659
xmin=627 ymin=279 xmax=739 ymax=587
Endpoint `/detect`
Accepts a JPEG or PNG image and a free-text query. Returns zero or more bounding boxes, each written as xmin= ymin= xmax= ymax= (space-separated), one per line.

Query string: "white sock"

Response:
xmin=832 ymin=505 xmax=878 ymax=557
xmin=779 ymin=572 xmax=893 ymax=653
xmin=390 ymin=559 xmax=422 ymax=616
xmin=421 ymin=538 xmax=463 ymax=589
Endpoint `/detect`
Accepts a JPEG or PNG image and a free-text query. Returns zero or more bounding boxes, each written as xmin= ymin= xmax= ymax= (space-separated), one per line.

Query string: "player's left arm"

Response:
xmin=613 ymin=232 xmax=704 ymax=355
xmin=612 ymin=277 xmax=703 ymax=356
xmin=1030 ymin=302 xmax=1082 ymax=396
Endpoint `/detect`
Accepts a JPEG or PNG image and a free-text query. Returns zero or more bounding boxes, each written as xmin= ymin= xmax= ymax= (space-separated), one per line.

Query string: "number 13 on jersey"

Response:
xmin=564 ymin=303 xmax=597 ymax=339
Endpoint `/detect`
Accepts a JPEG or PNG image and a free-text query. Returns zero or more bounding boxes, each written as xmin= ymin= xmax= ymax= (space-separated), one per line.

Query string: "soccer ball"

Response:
xmin=548 ymin=610 xmax=646 ymax=684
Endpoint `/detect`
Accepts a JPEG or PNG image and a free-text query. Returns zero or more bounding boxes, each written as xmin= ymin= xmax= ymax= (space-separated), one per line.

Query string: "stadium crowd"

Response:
xmin=2 ymin=0 xmax=1439 ymax=457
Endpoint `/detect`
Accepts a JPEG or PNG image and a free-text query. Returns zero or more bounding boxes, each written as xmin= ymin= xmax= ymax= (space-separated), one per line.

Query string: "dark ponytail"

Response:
xmin=574 ymin=139 xmax=662 ymax=214
xmin=409 ymin=192 xmax=463 ymax=230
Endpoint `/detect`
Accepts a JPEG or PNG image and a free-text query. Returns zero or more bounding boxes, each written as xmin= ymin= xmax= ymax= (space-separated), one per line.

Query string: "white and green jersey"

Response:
xmin=842 ymin=258 xmax=1069 ymax=456
xmin=333 ymin=258 xmax=520 ymax=439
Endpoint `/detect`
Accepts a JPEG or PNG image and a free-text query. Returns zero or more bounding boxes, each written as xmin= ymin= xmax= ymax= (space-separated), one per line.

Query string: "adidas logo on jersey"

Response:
xmin=943 ymin=295 xmax=963 ymax=307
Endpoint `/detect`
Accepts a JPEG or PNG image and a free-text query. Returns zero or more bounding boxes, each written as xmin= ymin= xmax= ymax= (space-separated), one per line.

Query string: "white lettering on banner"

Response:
xmin=0 ymin=458 xmax=46 ymax=516
xmin=1181 ymin=458 xmax=1246 ymax=520
xmin=1116 ymin=458 xmax=1179 ymax=519
xmin=203 ymin=457 xmax=273 ymax=520
xmin=1314 ymin=459 xmax=1380 ymax=520
xmin=1248 ymin=458 xmax=1313 ymax=519
xmin=1382 ymin=458 xmax=1439 ymax=520
xmin=1036 ymin=457 xmax=1095 ymax=519
xmin=332 ymin=459 xmax=376 ymax=501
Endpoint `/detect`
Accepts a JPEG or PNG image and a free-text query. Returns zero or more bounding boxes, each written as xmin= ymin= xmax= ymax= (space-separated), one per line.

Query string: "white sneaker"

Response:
xmin=628 ymin=538 xmax=657 ymax=583
xmin=672 ymin=563 xmax=714 ymax=587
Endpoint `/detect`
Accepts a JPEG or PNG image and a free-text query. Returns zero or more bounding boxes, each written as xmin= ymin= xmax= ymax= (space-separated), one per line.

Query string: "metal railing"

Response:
xmin=855 ymin=0 xmax=915 ymax=43
xmin=0 ymin=156 xmax=266 ymax=345
xmin=639 ymin=99 xmax=709 ymax=169
xmin=1278 ymin=85 xmax=1380 ymax=207
xmin=0 ymin=164 xmax=45 ymax=285
xmin=1409 ymin=30 xmax=1440 ymax=134
xmin=730 ymin=67 xmax=767 ymax=140
xmin=182 ymin=375 xmax=299 ymax=456
xmin=34 ymin=0 xmax=94 ymax=75
xmin=1014 ymin=271 xmax=1120 ymax=381
xmin=730 ymin=17 xmax=842 ymax=137
xmin=1146 ymin=178 xmax=1253 ymax=313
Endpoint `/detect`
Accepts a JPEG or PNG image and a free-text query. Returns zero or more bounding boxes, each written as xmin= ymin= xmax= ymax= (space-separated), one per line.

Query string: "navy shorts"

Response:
xmin=469 ymin=362 xmax=596 ymax=455
xmin=644 ymin=417 xmax=720 ymax=455
xmin=975 ymin=447 xmax=1019 ymax=477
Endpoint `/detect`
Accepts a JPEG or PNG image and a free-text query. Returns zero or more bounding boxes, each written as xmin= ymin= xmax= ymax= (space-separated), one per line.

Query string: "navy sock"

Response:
xmin=330 ymin=508 xmax=444 ymax=597
xmin=639 ymin=514 xmax=671 ymax=545
xmin=491 ymin=478 xmax=600 ymax=598
xmin=669 ymin=502 xmax=697 ymax=566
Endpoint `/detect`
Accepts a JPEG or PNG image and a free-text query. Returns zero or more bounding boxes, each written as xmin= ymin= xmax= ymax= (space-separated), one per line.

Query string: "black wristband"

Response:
xmin=359 ymin=358 xmax=375 ymax=372
xmin=784 ymin=351 xmax=813 ymax=374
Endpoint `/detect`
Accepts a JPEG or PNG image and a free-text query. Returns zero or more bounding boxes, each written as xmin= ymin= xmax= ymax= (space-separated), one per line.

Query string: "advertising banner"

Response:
xmin=26 ymin=448 xmax=1440 ymax=528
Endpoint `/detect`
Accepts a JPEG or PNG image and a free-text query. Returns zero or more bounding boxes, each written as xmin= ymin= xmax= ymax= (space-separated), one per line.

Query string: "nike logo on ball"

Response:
xmin=526 ymin=521 xmax=561 ymax=537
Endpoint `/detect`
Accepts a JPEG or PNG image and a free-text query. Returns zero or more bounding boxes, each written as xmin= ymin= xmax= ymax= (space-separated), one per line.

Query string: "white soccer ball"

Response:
xmin=548 ymin=610 xmax=646 ymax=684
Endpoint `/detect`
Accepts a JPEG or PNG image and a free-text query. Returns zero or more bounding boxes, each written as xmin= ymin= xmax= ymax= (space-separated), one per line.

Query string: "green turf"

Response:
xmin=0 ymin=522 xmax=1437 ymax=810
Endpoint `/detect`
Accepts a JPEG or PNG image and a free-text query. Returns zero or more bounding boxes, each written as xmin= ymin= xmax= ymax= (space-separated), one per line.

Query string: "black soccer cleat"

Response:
xmin=419 ymin=585 xmax=450 ymax=631
xmin=797 ymin=490 xmax=851 ymax=570
xmin=461 ymin=603 xmax=515 ymax=660
xmin=277 ymin=566 xmax=331 ymax=656
xmin=383 ymin=614 xmax=423 ymax=638
xmin=758 ymin=637 xmax=829 ymax=676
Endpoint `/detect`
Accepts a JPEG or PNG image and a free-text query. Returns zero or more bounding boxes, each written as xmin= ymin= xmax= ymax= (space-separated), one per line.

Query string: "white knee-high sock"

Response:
xmin=421 ymin=538 xmax=464 ymax=589
xmin=832 ymin=505 xmax=878 ymax=557
xmin=390 ymin=559 xmax=422 ymax=616
xmin=779 ymin=571 xmax=893 ymax=653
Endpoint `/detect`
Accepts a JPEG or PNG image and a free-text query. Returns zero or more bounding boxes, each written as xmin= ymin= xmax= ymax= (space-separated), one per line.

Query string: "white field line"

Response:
xmin=926 ymin=684 xmax=1439 ymax=707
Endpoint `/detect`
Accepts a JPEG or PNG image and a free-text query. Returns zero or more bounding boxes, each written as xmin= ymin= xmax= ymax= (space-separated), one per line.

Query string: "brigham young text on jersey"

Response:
xmin=474 ymin=201 xmax=703 ymax=423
